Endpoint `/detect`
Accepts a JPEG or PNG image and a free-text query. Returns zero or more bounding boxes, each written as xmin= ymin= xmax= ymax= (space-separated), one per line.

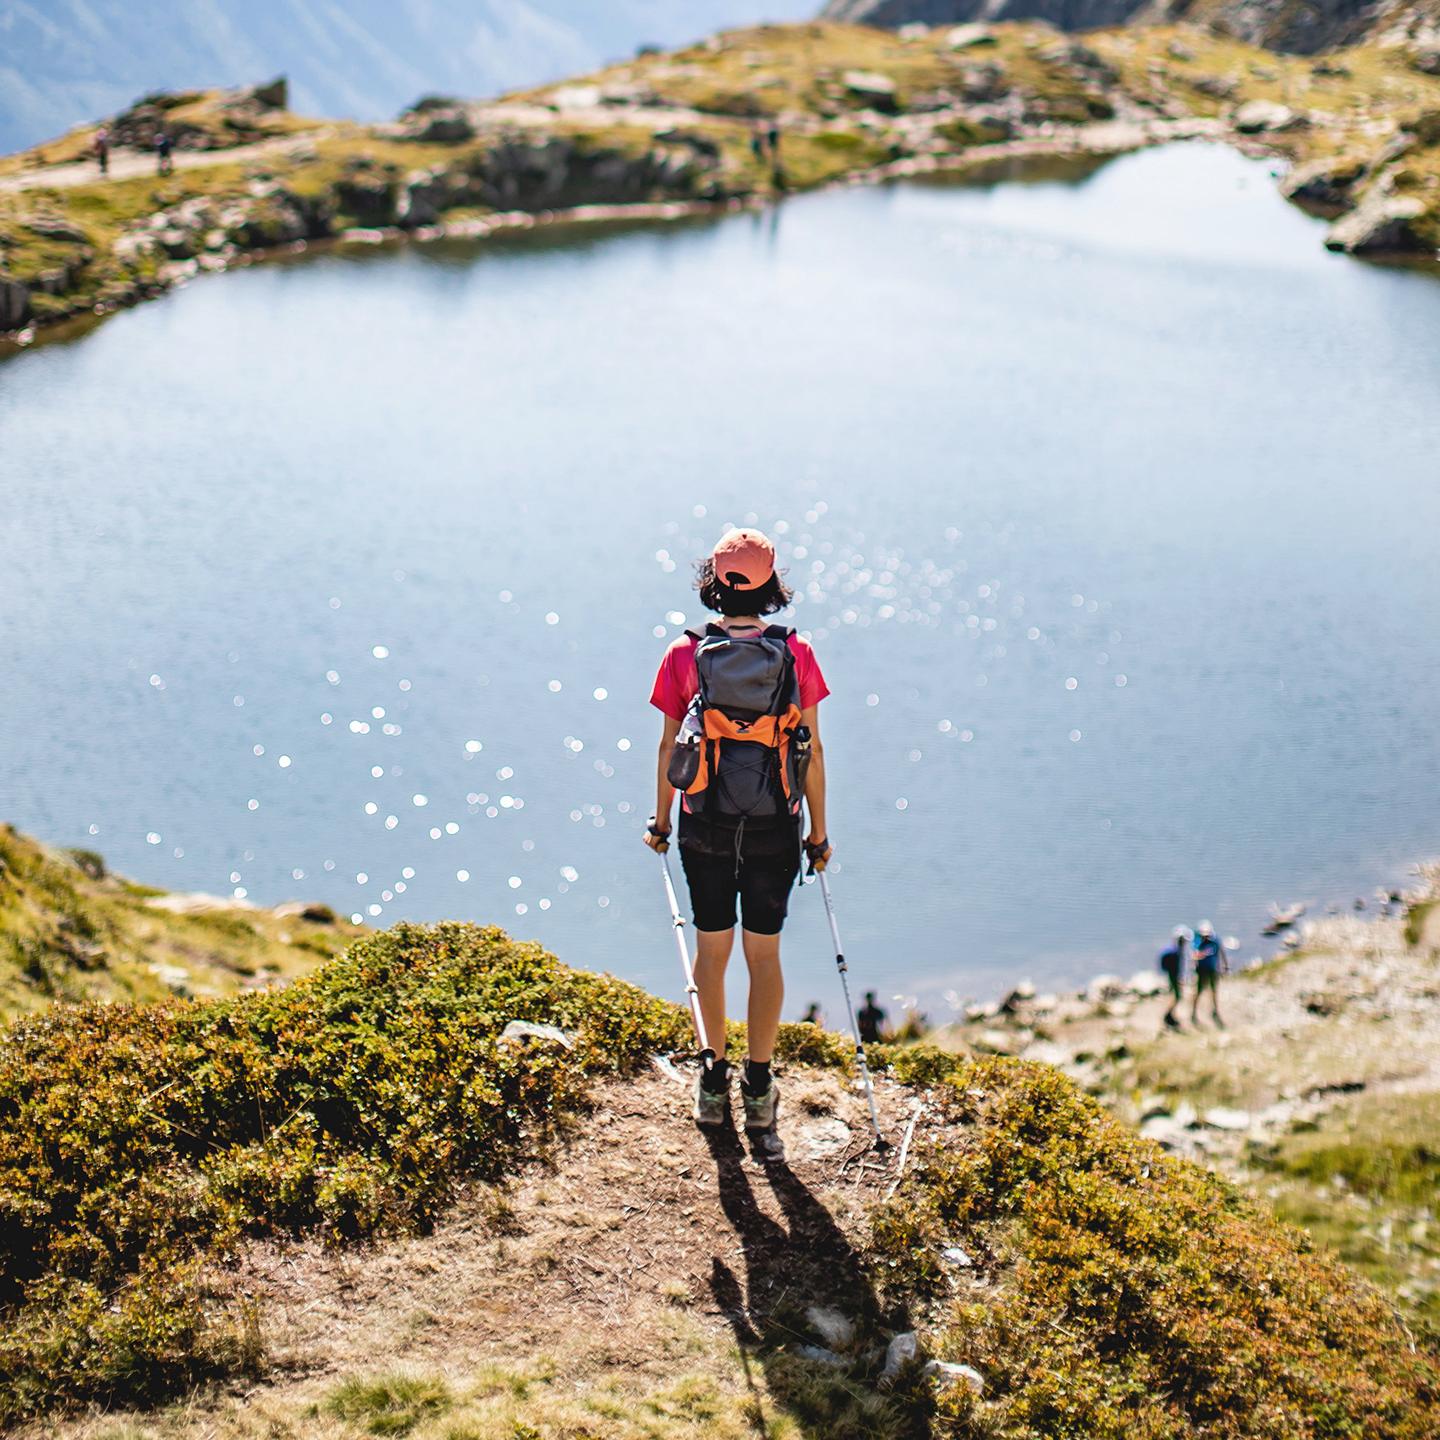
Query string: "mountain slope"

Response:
xmin=823 ymin=0 xmax=1440 ymax=54
xmin=0 ymin=823 xmax=361 ymax=1016
xmin=0 ymin=0 xmax=817 ymax=154
xmin=2 ymin=920 xmax=1437 ymax=1433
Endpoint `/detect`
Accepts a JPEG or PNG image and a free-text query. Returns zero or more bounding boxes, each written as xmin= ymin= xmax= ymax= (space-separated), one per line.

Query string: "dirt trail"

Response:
xmin=0 ymin=132 xmax=331 ymax=194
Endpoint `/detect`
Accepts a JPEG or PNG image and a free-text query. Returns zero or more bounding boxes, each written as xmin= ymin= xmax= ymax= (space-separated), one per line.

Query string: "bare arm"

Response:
xmin=644 ymin=714 xmax=682 ymax=847
xmin=801 ymin=705 xmax=829 ymax=854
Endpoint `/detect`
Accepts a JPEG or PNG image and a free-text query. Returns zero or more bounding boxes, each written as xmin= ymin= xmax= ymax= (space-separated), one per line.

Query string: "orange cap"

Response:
xmin=712 ymin=528 xmax=775 ymax=590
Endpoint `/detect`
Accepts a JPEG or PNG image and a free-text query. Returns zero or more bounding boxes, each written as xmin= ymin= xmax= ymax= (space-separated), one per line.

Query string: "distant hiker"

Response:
xmin=154 ymin=129 xmax=173 ymax=175
xmin=857 ymin=991 xmax=887 ymax=1045
xmin=644 ymin=527 xmax=831 ymax=1136
xmin=801 ymin=1001 xmax=823 ymax=1026
xmin=1190 ymin=920 xmax=1229 ymax=1027
xmin=766 ymin=119 xmax=781 ymax=158
xmin=1159 ymin=926 xmax=1188 ymax=1030
xmin=94 ymin=127 xmax=110 ymax=176
xmin=750 ymin=121 xmax=768 ymax=166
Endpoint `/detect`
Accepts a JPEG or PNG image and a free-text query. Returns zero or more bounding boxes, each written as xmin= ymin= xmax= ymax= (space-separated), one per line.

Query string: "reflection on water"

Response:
xmin=2 ymin=142 xmax=1439 ymax=1015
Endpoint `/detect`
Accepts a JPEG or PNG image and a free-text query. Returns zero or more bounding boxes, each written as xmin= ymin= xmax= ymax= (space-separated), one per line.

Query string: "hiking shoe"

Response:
xmin=741 ymin=1079 xmax=780 ymax=1133
xmin=693 ymin=1070 xmax=729 ymax=1127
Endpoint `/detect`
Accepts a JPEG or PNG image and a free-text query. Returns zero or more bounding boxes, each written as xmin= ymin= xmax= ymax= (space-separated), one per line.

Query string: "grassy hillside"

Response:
xmin=0 ymin=823 xmax=361 ymax=1017
xmin=2 ymin=920 xmax=1436 ymax=1434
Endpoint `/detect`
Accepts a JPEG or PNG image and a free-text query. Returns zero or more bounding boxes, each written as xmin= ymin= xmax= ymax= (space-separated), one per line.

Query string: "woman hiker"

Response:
xmin=643 ymin=528 xmax=832 ymax=1133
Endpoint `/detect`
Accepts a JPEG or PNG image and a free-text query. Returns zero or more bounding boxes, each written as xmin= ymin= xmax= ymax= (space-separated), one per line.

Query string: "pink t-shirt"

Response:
xmin=650 ymin=628 xmax=830 ymax=722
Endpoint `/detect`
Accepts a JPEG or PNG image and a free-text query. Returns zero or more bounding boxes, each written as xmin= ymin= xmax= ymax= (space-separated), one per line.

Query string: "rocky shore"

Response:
xmin=932 ymin=859 xmax=1440 ymax=1328
xmin=3 ymin=20 xmax=1439 ymax=349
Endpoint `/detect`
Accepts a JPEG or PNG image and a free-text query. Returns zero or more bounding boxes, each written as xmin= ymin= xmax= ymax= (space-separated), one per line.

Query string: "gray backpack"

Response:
xmin=668 ymin=624 xmax=804 ymax=822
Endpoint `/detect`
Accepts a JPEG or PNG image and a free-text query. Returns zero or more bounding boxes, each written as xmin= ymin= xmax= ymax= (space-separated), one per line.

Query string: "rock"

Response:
xmin=649 ymin=1053 xmax=687 ymax=1086
xmin=798 ymin=1115 xmax=853 ymax=1158
xmin=397 ymin=169 xmax=451 ymax=228
xmin=1020 ymin=1040 xmax=1072 ymax=1067
xmin=940 ymin=1244 xmax=974 ymax=1266
xmin=1129 ymin=970 xmax=1165 ymax=997
xmin=1234 ymin=99 xmax=1297 ymax=134
xmin=1283 ymin=156 xmax=1365 ymax=214
xmin=974 ymin=1027 xmax=1020 ymax=1056
xmin=23 ymin=215 xmax=89 ymax=243
xmin=0 ymin=275 xmax=32 ymax=330
xmin=1168 ymin=39 xmax=1195 ymax=60
xmin=158 ymin=227 xmax=195 ymax=259
xmin=1325 ymin=190 xmax=1427 ymax=255
xmin=248 ymin=76 xmax=288 ymax=109
xmin=547 ymin=84 xmax=604 ymax=109
xmin=897 ymin=22 xmax=930 ymax=39
xmin=880 ymin=1331 xmax=918 ymax=1386
xmin=795 ymin=1343 xmax=848 ymax=1369
xmin=1085 ymin=974 xmax=1126 ymax=1003
xmin=959 ymin=61 xmax=1009 ymax=103
xmin=1411 ymin=47 xmax=1440 ymax=77
xmin=806 ymin=1306 xmax=856 ymax=1348
xmin=1193 ymin=73 xmax=1239 ymax=99
xmin=924 ymin=1359 xmax=984 ymax=1394
xmin=842 ymin=70 xmax=900 ymax=111
xmin=1202 ymin=1106 xmax=1252 ymax=1131
xmin=420 ymin=111 xmax=475 ymax=143
xmin=500 ymin=1020 xmax=575 ymax=1048
xmin=947 ymin=23 xmax=996 ymax=50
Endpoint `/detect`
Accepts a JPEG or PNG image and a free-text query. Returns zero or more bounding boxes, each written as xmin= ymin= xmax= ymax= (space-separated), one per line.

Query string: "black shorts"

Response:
xmin=679 ymin=816 xmax=800 ymax=935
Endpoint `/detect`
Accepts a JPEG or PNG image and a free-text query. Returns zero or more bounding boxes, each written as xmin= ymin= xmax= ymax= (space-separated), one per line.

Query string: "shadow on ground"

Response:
xmin=703 ymin=1121 xmax=931 ymax=1439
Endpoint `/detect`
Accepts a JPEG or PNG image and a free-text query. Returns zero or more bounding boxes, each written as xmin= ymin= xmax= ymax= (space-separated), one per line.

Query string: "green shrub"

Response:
xmin=873 ymin=1058 xmax=1440 ymax=1438
xmin=0 ymin=922 xmax=687 ymax=1420
xmin=326 ymin=1372 xmax=454 ymax=1435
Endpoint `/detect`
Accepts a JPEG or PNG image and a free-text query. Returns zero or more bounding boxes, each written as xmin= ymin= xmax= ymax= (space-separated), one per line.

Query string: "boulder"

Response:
xmin=1233 ymin=99 xmax=1297 ymax=134
xmin=1085 ymin=974 xmax=1127 ymax=1003
xmin=842 ymin=69 xmax=900 ymax=111
xmin=1411 ymin=46 xmax=1440 ymax=77
xmin=248 ymin=76 xmax=288 ymax=109
xmin=974 ymin=1027 xmax=1024 ymax=1056
xmin=23 ymin=215 xmax=89 ymax=243
xmin=947 ymin=23 xmax=996 ymax=50
xmin=1202 ymin=1106 xmax=1252 ymax=1132
xmin=415 ymin=109 xmax=475 ymax=143
xmin=500 ymin=1020 xmax=575 ymax=1048
xmin=1325 ymin=190 xmax=1428 ymax=254
xmin=0 ymin=275 xmax=32 ymax=329
xmin=397 ymin=169 xmax=451 ymax=228
xmin=925 ymin=1360 xmax=984 ymax=1394
xmin=879 ymin=1331 xmax=918 ymax=1387
xmin=1282 ymin=155 xmax=1365 ymax=214
xmin=806 ymin=1306 xmax=856 ymax=1348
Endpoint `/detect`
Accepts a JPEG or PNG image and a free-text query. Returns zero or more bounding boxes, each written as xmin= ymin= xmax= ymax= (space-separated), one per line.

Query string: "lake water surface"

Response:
xmin=4 ymin=141 xmax=1439 ymax=1017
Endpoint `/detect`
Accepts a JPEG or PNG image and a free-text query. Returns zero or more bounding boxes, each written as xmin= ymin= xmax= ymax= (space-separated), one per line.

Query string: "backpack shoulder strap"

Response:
xmin=763 ymin=625 xmax=795 ymax=641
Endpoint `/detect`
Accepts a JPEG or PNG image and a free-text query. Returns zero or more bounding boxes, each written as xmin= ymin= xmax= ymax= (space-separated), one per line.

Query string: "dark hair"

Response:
xmin=695 ymin=557 xmax=793 ymax=617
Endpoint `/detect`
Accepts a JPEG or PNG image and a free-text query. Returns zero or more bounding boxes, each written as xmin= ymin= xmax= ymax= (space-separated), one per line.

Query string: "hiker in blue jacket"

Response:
xmin=1190 ymin=921 xmax=1229 ymax=1028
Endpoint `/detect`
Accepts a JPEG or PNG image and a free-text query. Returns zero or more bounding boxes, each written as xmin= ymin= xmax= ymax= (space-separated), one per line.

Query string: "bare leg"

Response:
xmin=741 ymin=929 xmax=784 ymax=1065
xmin=693 ymin=927 xmax=734 ymax=1058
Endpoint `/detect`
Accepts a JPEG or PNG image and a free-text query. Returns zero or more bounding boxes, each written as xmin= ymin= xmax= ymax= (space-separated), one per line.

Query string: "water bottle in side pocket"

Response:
xmin=667 ymin=701 xmax=704 ymax=790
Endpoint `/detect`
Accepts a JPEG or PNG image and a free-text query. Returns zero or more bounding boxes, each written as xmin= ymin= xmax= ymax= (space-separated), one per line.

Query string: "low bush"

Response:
xmin=872 ymin=1058 xmax=1440 ymax=1438
xmin=0 ymin=922 xmax=687 ymax=1420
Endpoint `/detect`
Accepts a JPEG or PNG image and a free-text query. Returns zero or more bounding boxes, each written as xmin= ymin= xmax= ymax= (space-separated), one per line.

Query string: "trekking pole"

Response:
xmin=659 ymin=850 xmax=712 ymax=1062
xmin=817 ymin=869 xmax=887 ymax=1147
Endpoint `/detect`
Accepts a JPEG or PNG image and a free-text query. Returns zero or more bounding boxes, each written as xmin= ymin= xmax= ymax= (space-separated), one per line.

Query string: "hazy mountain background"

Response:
xmin=0 ymin=0 xmax=815 ymax=152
